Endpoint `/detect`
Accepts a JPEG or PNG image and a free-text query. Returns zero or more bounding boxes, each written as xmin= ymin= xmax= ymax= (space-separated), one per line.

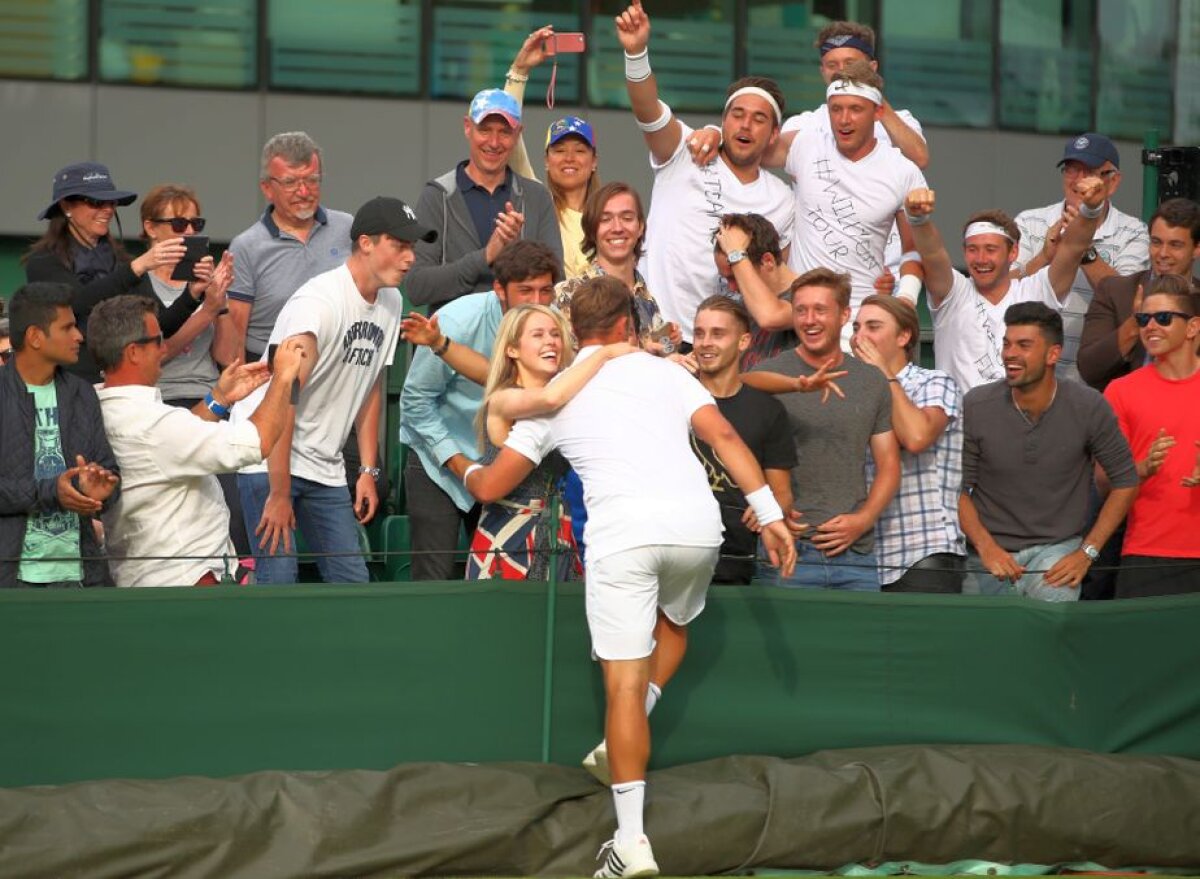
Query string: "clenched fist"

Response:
xmin=905 ymin=188 xmax=936 ymax=218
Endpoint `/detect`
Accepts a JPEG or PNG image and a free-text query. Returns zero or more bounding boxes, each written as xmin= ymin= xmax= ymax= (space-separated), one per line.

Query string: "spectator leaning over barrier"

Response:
xmin=615 ymin=2 xmax=793 ymax=346
xmin=226 ymin=132 xmax=353 ymax=365
xmin=1013 ymin=133 xmax=1149 ymax=384
xmin=1103 ymin=282 xmax=1200 ymax=598
xmin=0 ymin=282 xmax=120 ymax=588
xmin=406 ymin=89 xmax=563 ymax=313
xmin=90 ymin=296 xmax=306 ymax=587
xmin=399 ymin=240 xmax=561 ymax=581
xmin=960 ymin=303 xmax=1138 ymax=601
xmin=1079 ymin=197 xmax=1200 ymax=391
xmin=906 ymin=179 xmax=1105 ymax=394
xmin=712 ymin=212 xmax=800 ymax=370
xmin=234 ymin=197 xmax=430 ymax=585
xmin=850 ymin=295 xmax=966 ymax=593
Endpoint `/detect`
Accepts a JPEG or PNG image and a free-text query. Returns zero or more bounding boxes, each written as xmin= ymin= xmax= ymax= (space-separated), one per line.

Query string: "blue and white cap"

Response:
xmin=545 ymin=116 xmax=596 ymax=150
xmin=1058 ymin=133 xmax=1121 ymax=170
xmin=468 ymin=89 xmax=522 ymax=128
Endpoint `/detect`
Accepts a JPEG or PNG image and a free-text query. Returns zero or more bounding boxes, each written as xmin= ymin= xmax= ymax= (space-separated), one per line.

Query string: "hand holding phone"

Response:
xmin=544 ymin=32 xmax=585 ymax=55
xmin=170 ymin=235 xmax=210 ymax=282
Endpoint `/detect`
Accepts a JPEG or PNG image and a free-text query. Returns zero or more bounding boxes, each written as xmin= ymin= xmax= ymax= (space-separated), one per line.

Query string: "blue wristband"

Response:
xmin=205 ymin=391 xmax=230 ymax=419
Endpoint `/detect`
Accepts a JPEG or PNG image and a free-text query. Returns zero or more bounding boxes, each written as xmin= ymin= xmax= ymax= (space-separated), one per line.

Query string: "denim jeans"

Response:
xmin=962 ymin=537 xmax=1081 ymax=602
xmin=238 ymin=472 xmax=368 ymax=584
xmin=757 ymin=540 xmax=880 ymax=592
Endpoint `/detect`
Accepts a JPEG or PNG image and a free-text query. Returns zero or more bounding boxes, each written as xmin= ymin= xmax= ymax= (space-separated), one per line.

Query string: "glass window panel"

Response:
xmin=269 ymin=0 xmax=421 ymax=95
xmin=1173 ymin=0 xmax=1199 ymax=143
xmin=878 ymin=0 xmax=994 ymax=128
xmin=431 ymin=1 xmax=581 ymax=104
xmin=1095 ymin=0 xmax=1174 ymax=140
xmin=588 ymin=1 xmax=735 ymax=113
xmin=0 ymin=0 xmax=88 ymax=80
xmin=99 ymin=0 xmax=256 ymax=88
xmin=997 ymin=0 xmax=1092 ymax=133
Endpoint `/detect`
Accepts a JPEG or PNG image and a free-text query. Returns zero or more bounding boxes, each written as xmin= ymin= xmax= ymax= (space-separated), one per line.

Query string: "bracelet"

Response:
xmin=887 ymin=377 xmax=901 ymax=384
xmin=204 ymin=391 xmax=230 ymax=419
xmin=505 ymin=68 xmax=529 ymax=83
xmin=636 ymin=99 xmax=673 ymax=134
xmin=463 ymin=463 xmax=483 ymax=484
xmin=904 ymin=211 xmax=931 ymax=226
xmin=745 ymin=485 xmax=783 ymax=527
xmin=433 ymin=335 xmax=451 ymax=357
xmin=624 ymin=48 xmax=652 ymax=83
xmin=1078 ymin=201 xmax=1103 ymax=220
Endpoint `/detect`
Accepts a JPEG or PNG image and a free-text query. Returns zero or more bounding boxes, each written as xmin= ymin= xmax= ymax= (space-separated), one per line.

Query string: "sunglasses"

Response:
xmin=1134 ymin=310 xmax=1193 ymax=328
xmin=150 ymin=216 xmax=206 ymax=233
xmin=132 ymin=333 xmax=164 ymax=347
xmin=73 ymin=196 xmax=118 ymax=209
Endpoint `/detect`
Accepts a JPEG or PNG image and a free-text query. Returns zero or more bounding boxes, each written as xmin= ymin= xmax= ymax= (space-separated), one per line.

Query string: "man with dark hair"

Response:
xmin=400 ymin=239 xmax=562 ymax=580
xmin=616 ymin=2 xmax=793 ymax=344
xmin=451 ymin=274 xmax=796 ymax=879
xmin=406 ymin=89 xmax=562 ymax=312
xmin=90 ymin=295 xmax=305 ymax=587
xmin=237 ymin=196 xmax=432 ymax=584
xmin=1104 ymin=285 xmax=1200 ymax=597
xmin=1079 ymin=197 xmax=1200 ymax=390
xmin=960 ymin=302 xmax=1138 ymax=600
xmin=906 ymin=179 xmax=1105 ymax=392
xmin=748 ymin=268 xmax=900 ymax=590
xmin=1014 ymin=133 xmax=1149 ymax=383
xmin=691 ymin=295 xmax=796 ymax=584
xmin=1 ymin=282 xmax=120 ymax=587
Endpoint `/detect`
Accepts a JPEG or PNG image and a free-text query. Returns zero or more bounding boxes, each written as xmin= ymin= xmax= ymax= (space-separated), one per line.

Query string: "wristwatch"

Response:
xmin=1081 ymin=246 xmax=1098 ymax=265
xmin=1081 ymin=543 xmax=1100 ymax=562
xmin=359 ymin=466 xmax=382 ymax=479
xmin=727 ymin=249 xmax=747 ymax=265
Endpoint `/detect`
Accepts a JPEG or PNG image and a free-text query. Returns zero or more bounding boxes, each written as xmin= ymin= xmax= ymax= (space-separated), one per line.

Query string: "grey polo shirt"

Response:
xmin=961 ymin=378 xmax=1137 ymax=552
xmin=227 ymin=205 xmax=353 ymax=357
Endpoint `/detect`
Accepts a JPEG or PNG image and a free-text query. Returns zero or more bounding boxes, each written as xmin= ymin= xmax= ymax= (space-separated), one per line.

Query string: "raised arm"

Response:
xmin=616 ymin=3 xmax=684 ymax=166
xmin=1047 ymin=175 xmax=1106 ymax=301
xmin=879 ymin=104 xmax=929 ymax=169
xmin=903 ymin=188 xmax=955 ymax=307
xmin=715 ymin=222 xmax=791 ymax=330
xmin=489 ymin=343 xmax=638 ymax=422
xmin=401 ymin=311 xmax=490 ymax=385
xmin=504 ymin=26 xmax=554 ymax=182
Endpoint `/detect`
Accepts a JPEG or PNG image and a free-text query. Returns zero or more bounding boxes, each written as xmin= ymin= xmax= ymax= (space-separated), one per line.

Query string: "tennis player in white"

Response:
xmin=454 ymin=275 xmax=796 ymax=878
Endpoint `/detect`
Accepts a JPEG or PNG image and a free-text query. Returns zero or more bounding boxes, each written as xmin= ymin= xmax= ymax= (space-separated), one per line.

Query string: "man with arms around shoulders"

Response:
xmin=905 ymin=176 xmax=1106 ymax=393
xmin=851 ymin=295 xmax=965 ymax=592
xmin=399 ymin=240 xmax=562 ymax=581
xmin=406 ymin=89 xmax=562 ymax=313
xmin=0 ymin=282 xmax=119 ymax=588
xmin=1103 ymin=281 xmax=1200 ymax=598
xmin=1014 ymin=133 xmax=1149 ymax=383
xmin=451 ymin=275 xmax=796 ymax=878
xmin=237 ymin=197 xmax=434 ymax=584
xmin=1079 ymin=197 xmax=1200 ymax=391
xmin=960 ymin=303 xmax=1138 ymax=600
xmin=227 ymin=131 xmax=353 ymax=364
xmin=615 ymin=1 xmax=793 ymax=345
xmin=748 ymin=269 xmax=901 ymax=591
xmin=89 ymin=294 xmax=306 ymax=586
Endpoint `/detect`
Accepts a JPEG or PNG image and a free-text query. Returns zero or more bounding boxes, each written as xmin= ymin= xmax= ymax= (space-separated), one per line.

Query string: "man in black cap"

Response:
xmin=232 ymin=196 xmax=436 ymax=584
xmin=1012 ymin=132 xmax=1149 ymax=383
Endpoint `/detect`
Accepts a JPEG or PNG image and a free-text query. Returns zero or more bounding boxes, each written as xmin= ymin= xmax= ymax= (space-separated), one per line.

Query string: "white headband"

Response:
xmin=826 ymin=79 xmax=882 ymax=105
xmin=963 ymin=222 xmax=1014 ymax=243
xmin=724 ymin=87 xmax=782 ymax=124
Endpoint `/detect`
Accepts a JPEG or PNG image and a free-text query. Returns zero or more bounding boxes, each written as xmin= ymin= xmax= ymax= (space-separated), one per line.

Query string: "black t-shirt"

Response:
xmin=690 ymin=384 xmax=796 ymax=584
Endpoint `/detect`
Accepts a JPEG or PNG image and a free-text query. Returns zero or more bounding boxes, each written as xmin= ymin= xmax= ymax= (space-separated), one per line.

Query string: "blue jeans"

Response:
xmin=962 ymin=537 xmax=1081 ymax=602
xmin=238 ymin=472 xmax=368 ymax=584
xmin=757 ymin=540 xmax=880 ymax=592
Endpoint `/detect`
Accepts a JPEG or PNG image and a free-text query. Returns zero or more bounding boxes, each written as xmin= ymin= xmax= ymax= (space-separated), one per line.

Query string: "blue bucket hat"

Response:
xmin=38 ymin=162 xmax=137 ymax=220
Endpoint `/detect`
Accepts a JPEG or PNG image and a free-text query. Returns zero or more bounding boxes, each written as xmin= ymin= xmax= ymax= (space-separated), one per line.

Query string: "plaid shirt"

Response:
xmin=866 ymin=363 xmax=965 ymax=584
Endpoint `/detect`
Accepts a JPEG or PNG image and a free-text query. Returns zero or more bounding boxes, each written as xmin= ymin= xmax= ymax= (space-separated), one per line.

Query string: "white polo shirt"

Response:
xmin=505 ymin=348 xmax=723 ymax=563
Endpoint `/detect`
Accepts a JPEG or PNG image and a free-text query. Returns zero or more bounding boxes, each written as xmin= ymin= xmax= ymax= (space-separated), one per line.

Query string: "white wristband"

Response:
xmin=897 ymin=273 xmax=922 ymax=304
xmin=900 ymin=249 xmax=922 ymax=266
xmin=703 ymin=123 xmax=724 ymax=147
xmin=636 ymin=100 xmax=672 ymax=133
xmin=624 ymin=48 xmax=652 ymax=83
xmin=745 ymin=485 xmax=783 ymax=527
xmin=904 ymin=210 xmax=931 ymax=227
xmin=463 ymin=463 xmax=483 ymax=484
xmin=1078 ymin=201 xmax=1103 ymax=220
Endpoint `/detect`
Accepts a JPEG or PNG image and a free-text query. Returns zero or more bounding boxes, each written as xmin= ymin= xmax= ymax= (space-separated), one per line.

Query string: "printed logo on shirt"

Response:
xmin=341 ymin=319 xmax=387 ymax=367
xmin=30 ymin=403 xmax=74 ymax=541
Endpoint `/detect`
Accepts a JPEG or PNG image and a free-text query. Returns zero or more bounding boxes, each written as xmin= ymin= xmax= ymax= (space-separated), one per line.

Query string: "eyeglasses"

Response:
xmin=1060 ymin=166 xmax=1119 ymax=180
xmin=268 ymin=174 xmax=322 ymax=193
xmin=1133 ymin=310 xmax=1192 ymax=327
xmin=72 ymin=196 xmax=118 ymax=209
xmin=132 ymin=333 xmax=164 ymax=347
xmin=0 ymin=348 xmax=13 ymax=364
xmin=150 ymin=216 xmax=206 ymax=233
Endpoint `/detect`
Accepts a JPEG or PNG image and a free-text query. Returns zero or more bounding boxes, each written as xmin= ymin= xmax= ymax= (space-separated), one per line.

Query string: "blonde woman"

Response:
xmin=402 ymin=304 xmax=634 ymax=579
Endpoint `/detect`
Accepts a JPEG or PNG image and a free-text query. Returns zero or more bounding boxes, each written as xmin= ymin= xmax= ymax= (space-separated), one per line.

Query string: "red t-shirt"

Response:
xmin=1105 ymin=364 xmax=1200 ymax=557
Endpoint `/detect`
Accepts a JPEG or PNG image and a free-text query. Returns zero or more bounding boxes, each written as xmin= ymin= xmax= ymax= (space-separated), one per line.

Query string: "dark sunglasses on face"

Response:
xmin=1134 ymin=310 xmax=1192 ymax=328
xmin=132 ymin=333 xmax=164 ymax=347
xmin=73 ymin=196 xmax=117 ymax=209
xmin=150 ymin=216 xmax=206 ymax=233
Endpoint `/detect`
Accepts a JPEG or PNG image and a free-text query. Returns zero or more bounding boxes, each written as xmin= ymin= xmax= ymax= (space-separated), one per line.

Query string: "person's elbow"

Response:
xmin=468 ymin=474 xmax=505 ymax=504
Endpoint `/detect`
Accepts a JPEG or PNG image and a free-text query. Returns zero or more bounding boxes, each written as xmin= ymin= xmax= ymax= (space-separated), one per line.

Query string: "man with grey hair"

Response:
xmin=227 ymin=131 xmax=354 ymax=363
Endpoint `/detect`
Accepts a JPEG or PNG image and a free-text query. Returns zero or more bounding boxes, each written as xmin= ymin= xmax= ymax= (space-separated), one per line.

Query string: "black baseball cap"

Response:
xmin=1058 ymin=133 xmax=1121 ymax=170
xmin=350 ymin=196 xmax=437 ymax=243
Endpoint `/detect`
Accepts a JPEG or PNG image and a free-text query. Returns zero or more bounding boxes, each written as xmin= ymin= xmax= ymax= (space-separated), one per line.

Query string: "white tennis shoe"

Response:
xmin=593 ymin=834 xmax=659 ymax=878
xmin=582 ymin=739 xmax=610 ymax=785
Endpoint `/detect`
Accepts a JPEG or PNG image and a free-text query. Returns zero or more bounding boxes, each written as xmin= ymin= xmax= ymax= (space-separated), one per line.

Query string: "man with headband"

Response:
xmin=904 ymin=177 xmax=1108 ymax=393
xmin=615 ymin=1 xmax=793 ymax=346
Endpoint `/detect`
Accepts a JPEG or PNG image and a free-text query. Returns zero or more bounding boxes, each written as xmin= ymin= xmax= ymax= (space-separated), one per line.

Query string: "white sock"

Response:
xmin=645 ymin=682 xmax=661 ymax=716
xmin=612 ymin=780 xmax=646 ymax=844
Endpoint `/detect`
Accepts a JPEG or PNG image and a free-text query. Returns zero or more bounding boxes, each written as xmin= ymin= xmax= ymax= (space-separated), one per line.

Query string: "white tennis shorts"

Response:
xmin=585 ymin=544 xmax=719 ymax=661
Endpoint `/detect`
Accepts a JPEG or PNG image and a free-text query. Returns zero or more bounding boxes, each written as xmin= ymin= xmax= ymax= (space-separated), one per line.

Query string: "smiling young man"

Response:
xmin=406 ymin=89 xmax=562 ymax=313
xmin=1103 ymin=281 xmax=1200 ymax=597
xmin=959 ymin=303 xmax=1138 ymax=600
